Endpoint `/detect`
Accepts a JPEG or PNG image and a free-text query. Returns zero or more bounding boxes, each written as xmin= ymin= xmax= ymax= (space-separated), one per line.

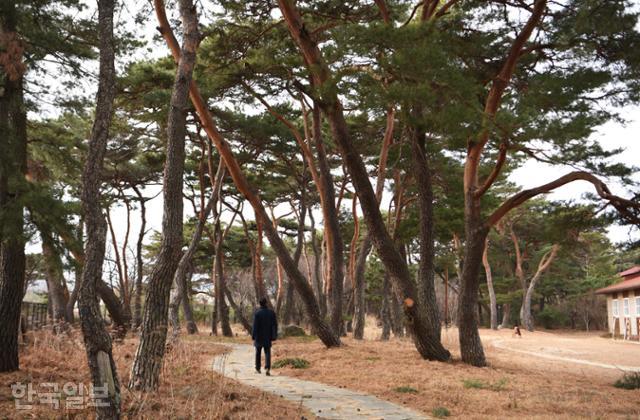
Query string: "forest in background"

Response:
xmin=2 ymin=0 xmax=640 ymax=417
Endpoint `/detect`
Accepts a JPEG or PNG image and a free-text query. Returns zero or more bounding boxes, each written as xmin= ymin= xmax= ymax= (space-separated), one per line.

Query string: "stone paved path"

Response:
xmin=211 ymin=344 xmax=429 ymax=419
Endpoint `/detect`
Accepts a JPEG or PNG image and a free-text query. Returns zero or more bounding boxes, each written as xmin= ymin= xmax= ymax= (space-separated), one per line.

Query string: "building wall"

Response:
xmin=607 ymin=289 xmax=640 ymax=338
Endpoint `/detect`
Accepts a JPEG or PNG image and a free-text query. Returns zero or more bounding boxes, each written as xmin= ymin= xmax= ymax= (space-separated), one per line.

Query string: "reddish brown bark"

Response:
xmin=278 ymin=0 xmax=449 ymax=361
xmin=154 ymin=0 xmax=340 ymax=347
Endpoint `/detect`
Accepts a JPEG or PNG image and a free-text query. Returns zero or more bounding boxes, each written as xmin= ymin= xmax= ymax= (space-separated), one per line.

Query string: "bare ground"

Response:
xmin=270 ymin=322 xmax=640 ymax=419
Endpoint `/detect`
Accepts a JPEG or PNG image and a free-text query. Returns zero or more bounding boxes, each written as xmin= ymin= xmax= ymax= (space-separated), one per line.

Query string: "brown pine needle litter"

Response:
xmin=0 ymin=327 xmax=310 ymax=419
xmin=3 ymin=320 xmax=640 ymax=419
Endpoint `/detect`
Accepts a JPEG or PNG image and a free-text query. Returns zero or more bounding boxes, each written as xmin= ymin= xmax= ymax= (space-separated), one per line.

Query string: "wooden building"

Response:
xmin=596 ymin=266 xmax=640 ymax=340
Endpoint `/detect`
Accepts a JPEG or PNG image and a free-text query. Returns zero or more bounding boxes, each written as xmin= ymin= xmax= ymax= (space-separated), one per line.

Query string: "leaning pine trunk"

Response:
xmin=354 ymin=108 xmax=393 ymax=340
xmin=225 ymin=287 xmax=252 ymax=334
xmin=76 ymin=0 xmax=121 ymax=417
xmin=129 ymin=0 xmax=197 ymax=391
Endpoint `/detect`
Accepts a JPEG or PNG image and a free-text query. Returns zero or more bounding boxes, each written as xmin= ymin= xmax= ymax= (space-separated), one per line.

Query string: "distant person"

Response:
xmin=252 ymin=297 xmax=278 ymax=376
xmin=513 ymin=324 xmax=522 ymax=338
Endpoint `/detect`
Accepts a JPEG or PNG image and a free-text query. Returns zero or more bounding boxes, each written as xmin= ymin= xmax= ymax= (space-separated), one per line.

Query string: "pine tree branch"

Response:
xmin=487 ymin=171 xmax=640 ymax=227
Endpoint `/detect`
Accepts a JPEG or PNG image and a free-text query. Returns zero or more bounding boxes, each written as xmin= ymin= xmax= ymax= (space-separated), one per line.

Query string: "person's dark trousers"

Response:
xmin=255 ymin=345 xmax=271 ymax=371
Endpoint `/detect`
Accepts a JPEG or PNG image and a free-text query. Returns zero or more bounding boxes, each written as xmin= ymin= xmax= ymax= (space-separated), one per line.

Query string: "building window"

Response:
xmin=623 ymin=298 xmax=630 ymax=316
xmin=613 ymin=299 xmax=619 ymax=317
xmin=636 ymin=297 xmax=640 ymax=316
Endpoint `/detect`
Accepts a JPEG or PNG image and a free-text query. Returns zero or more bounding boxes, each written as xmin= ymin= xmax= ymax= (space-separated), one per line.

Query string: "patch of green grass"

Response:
xmin=432 ymin=406 xmax=450 ymax=418
xmin=463 ymin=378 xmax=508 ymax=391
xmin=364 ymin=356 xmax=380 ymax=362
xmin=491 ymin=378 xmax=508 ymax=391
xmin=272 ymin=357 xmax=310 ymax=369
xmin=614 ymin=372 xmax=640 ymax=390
xmin=294 ymin=334 xmax=318 ymax=342
xmin=393 ymin=386 xmax=418 ymax=394
xmin=463 ymin=379 xmax=485 ymax=389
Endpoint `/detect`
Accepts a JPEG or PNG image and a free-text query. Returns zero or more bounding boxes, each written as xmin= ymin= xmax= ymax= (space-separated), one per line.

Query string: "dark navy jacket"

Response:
xmin=252 ymin=307 xmax=278 ymax=347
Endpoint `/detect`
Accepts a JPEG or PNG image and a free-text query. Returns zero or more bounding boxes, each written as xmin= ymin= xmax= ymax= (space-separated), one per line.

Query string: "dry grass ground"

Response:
xmin=0 ymin=327 xmax=309 ymax=419
xmin=4 ymin=321 xmax=639 ymax=419
xmin=271 ymin=320 xmax=640 ymax=419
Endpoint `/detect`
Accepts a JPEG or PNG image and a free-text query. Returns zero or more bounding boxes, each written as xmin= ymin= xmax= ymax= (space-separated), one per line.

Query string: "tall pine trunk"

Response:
xmin=214 ymin=220 xmax=233 ymax=337
xmin=308 ymin=210 xmax=326 ymax=318
xmin=129 ymin=0 xmax=197 ymax=391
xmin=352 ymin=240 xmax=369 ymax=339
xmin=311 ymin=103 xmax=344 ymax=335
xmin=76 ymin=0 xmax=121 ymax=416
xmin=458 ymin=195 xmax=489 ymax=366
xmin=0 ymin=2 xmax=27 ymax=369
xmin=282 ymin=194 xmax=307 ymax=324
xmin=41 ymin=231 xmax=69 ymax=323
xmin=411 ymin=120 xmax=443 ymax=344
xmin=169 ymin=160 xmax=223 ymax=337
xmin=380 ymin=273 xmax=392 ymax=340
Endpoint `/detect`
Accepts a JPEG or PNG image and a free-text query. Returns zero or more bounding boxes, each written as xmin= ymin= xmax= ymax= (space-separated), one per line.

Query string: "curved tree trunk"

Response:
xmin=225 ymin=283 xmax=252 ymax=334
xmin=482 ymin=239 xmax=498 ymax=330
xmin=129 ymin=0 xmax=197 ymax=391
xmin=520 ymin=244 xmax=559 ymax=332
xmin=278 ymin=0 xmax=449 ymax=361
xmin=0 ymin=0 xmax=27 ymax=371
xmin=132 ymin=185 xmax=146 ymax=329
xmin=155 ymin=0 xmax=339 ymax=348
xmin=76 ymin=0 xmax=121 ymax=416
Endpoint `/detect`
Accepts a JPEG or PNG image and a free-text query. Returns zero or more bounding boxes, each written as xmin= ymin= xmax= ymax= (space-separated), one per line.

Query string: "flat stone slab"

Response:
xmin=211 ymin=344 xmax=429 ymax=419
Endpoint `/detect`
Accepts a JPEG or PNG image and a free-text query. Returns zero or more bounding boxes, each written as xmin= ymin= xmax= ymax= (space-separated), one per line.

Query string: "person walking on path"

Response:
xmin=252 ymin=297 xmax=278 ymax=376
